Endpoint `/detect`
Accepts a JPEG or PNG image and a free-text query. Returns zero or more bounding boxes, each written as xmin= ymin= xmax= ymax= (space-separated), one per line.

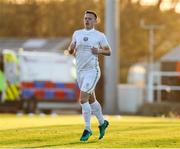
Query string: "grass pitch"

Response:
xmin=0 ymin=114 xmax=180 ymax=148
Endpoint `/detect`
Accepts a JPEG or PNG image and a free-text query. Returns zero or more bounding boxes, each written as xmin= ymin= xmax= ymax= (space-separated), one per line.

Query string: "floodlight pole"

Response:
xmin=140 ymin=20 xmax=164 ymax=103
xmin=104 ymin=0 xmax=120 ymax=114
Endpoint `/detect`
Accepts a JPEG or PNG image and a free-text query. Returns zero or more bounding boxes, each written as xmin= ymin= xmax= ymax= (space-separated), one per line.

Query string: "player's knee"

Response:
xmin=89 ymin=95 xmax=96 ymax=104
xmin=79 ymin=91 xmax=90 ymax=104
xmin=79 ymin=98 xmax=88 ymax=104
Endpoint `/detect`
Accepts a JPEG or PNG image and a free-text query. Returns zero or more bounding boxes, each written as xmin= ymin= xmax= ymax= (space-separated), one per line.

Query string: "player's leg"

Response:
xmin=80 ymin=91 xmax=92 ymax=132
xmin=79 ymin=68 xmax=101 ymax=141
xmin=87 ymin=67 xmax=104 ymax=125
xmin=79 ymin=90 xmax=92 ymax=141
xmin=89 ymin=91 xmax=109 ymax=139
xmin=79 ymin=91 xmax=92 ymax=141
xmin=77 ymin=72 xmax=92 ymax=141
xmin=89 ymin=91 xmax=104 ymax=126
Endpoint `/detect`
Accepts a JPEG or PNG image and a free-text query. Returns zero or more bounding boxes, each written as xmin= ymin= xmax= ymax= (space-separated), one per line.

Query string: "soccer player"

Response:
xmin=68 ymin=10 xmax=111 ymax=141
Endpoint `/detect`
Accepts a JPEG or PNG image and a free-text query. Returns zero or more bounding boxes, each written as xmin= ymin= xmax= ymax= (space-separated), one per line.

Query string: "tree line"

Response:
xmin=0 ymin=0 xmax=180 ymax=82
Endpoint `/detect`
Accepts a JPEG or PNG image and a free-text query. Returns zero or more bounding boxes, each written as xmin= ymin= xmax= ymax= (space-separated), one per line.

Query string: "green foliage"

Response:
xmin=0 ymin=0 xmax=103 ymax=37
xmin=0 ymin=0 xmax=180 ymax=82
xmin=120 ymin=1 xmax=180 ymax=82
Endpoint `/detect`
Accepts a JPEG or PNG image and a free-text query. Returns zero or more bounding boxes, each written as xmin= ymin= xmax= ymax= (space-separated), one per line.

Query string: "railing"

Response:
xmin=147 ymin=71 xmax=180 ymax=103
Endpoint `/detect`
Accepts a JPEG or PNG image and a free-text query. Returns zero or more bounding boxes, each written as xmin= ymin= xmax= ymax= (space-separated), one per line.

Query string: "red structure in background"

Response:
xmin=176 ymin=62 xmax=180 ymax=79
xmin=21 ymin=81 xmax=79 ymax=102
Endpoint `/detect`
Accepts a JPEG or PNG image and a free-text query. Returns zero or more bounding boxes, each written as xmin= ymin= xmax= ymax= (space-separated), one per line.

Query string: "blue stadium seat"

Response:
xmin=65 ymin=89 xmax=75 ymax=100
xmin=34 ymin=81 xmax=45 ymax=88
xmin=55 ymin=82 xmax=65 ymax=89
xmin=22 ymin=89 xmax=34 ymax=99
xmin=44 ymin=90 xmax=54 ymax=99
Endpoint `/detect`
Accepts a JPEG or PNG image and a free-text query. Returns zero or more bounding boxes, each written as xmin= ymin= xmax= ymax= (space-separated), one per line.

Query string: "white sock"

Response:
xmin=90 ymin=100 xmax=104 ymax=126
xmin=80 ymin=102 xmax=91 ymax=131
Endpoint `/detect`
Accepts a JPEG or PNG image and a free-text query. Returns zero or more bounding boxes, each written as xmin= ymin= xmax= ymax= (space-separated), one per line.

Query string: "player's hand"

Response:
xmin=91 ymin=47 xmax=99 ymax=55
xmin=64 ymin=50 xmax=70 ymax=55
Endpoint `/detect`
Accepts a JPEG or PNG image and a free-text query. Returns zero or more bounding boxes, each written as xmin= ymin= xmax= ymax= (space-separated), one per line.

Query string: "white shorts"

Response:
xmin=77 ymin=68 xmax=100 ymax=94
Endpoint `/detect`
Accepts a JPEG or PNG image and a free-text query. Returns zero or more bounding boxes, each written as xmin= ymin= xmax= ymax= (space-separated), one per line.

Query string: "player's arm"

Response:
xmin=67 ymin=32 xmax=76 ymax=55
xmin=68 ymin=41 xmax=76 ymax=55
xmin=91 ymin=33 xmax=111 ymax=56
xmin=91 ymin=46 xmax=111 ymax=56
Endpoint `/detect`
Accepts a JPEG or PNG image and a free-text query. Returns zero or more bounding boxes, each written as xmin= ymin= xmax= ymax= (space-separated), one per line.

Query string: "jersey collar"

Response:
xmin=83 ymin=28 xmax=95 ymax=33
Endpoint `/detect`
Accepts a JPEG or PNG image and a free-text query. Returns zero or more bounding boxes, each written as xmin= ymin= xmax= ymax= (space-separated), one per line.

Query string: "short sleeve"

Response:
xmin=72 ymin=31 xmax=76 ymax=44
xmin=99 ymin=33 xmax=110 ymax=48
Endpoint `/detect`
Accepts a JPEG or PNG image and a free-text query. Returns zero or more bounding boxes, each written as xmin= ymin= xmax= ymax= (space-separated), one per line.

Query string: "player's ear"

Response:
xmin=96 ymin=17 xmax=100 ymax=24
xmin=94 ymin=19 xmax=97 ymax=25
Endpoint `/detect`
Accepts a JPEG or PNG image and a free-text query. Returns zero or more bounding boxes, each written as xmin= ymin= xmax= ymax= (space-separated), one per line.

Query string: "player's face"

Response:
xmin=84 ymin=13 xmax=96 ymax=30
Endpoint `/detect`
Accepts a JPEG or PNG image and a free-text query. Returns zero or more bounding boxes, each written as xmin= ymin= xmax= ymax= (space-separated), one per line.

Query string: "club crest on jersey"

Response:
xmin=83 ymin=37 xmax=88 ymax=41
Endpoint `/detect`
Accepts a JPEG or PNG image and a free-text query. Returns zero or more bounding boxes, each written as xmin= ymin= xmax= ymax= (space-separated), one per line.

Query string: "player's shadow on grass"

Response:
xmin=67 ymin=140 xmax=98 ymax=145
xmin=31 ymin=140 xmax=98 ymax=148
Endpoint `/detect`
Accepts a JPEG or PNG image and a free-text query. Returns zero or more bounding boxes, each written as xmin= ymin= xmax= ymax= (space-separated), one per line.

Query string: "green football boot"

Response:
xmin=98 ymin=120 xmax=109 ymax=140
xmin=80 ymin=129 xmax=92 ymax=141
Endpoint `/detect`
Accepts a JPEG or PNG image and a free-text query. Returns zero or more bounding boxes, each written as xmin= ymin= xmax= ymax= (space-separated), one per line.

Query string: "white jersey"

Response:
xmin=72 ymin=28 xmax=110 ymax=72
